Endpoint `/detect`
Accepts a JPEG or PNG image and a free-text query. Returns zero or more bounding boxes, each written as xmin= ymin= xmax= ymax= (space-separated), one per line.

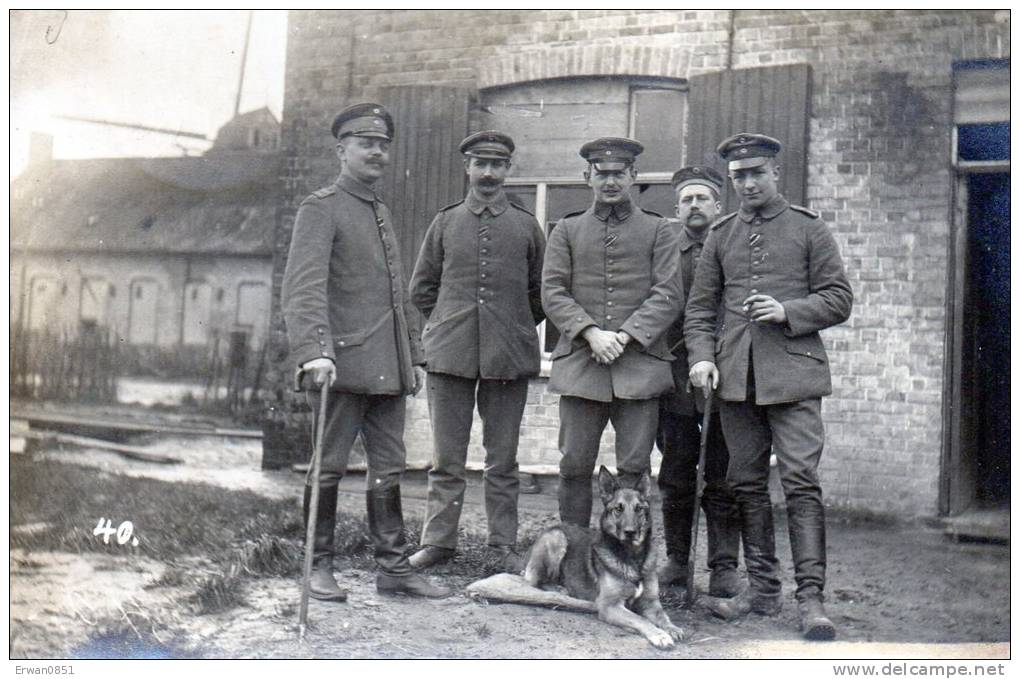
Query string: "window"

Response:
xmin=128 ymin=279 xmax=159 ymax=345
xmin=182 ymin=281 xmax=212 ymax=346
xmin=28 ymin=275 xmax=60 ymax=331
xmin=484 ymin=76 xmax=687 ymax=370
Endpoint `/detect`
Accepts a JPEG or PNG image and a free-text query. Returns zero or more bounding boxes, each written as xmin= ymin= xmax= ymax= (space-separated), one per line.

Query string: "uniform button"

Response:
xmin=319 ymin=340 xmax=325 ymax=346
xmin=480 ymin=287 xmax=486 ymax=292
xmin=753 ymin=247 xmax=761 ymax=253
xmin=391 ymin=273 xmax=396 ymax=279
xmin=751 ymin=289 xmax=758 ymax=294
xmin=481 ymin=261 xmax=488 ymax=266
xmin=607 ymin=301 xmax=613 ymax=307
xmin=379 ymin=376 xmax=385 ymax=380
xmin=608 ymin=287 xmax=614 ymax=292
xmin=607 ymin=273 xmax=614 ymax=279
xmin=645 ymin=333 xmax=652 ymax=339
xmin=634 ymin=323 xmax=641 ymax=328
xmin=606 ymin=315 xmax=613 ymax=321
xmin=608 ymin=260 xmax=615 ymax=265
xmin=321 ymin=351 xmax=328 ymax=356
xmin=479 ymin=299 xmax=485 ymax=305
xmin=338 ymin=341 xmax=345 ymax=347
xmin=317 ymin=328 xmax=324 ymax=334
xmin=481 ymin=249 xmax=489 ymax=254
xmin=484 ymin=237 xmax=491 ymax=242
xmin=481 ymin=273 xmax=487 ymax=279
xmin=752 ymin=275 xmax=760 ymax=281
xmin=576 ymin=316 xmax=583 ymax=321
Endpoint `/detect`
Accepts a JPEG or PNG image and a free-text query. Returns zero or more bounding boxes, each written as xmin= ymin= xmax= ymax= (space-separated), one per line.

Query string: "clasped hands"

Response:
xmin=583 ymin=327 xmax=632 ymax=365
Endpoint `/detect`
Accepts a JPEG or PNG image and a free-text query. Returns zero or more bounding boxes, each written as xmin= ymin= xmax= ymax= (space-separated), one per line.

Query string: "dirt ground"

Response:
xmin=8 ymin=409 xmax=1011 ymax=660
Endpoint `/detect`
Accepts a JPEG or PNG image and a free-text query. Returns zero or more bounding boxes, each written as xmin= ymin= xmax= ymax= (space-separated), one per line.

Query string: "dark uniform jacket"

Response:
xmin=542 ymin=200 xmax=683 ymax=402
xmin=661 ymin=222 xmax=712 ymax=417
xmin=409 ymin=191 xmax=546 ymax=380
xmin=684 ymin=194 xmax=853 ymax=405
xmin=282 ymin=173 xmax=423 ymax=395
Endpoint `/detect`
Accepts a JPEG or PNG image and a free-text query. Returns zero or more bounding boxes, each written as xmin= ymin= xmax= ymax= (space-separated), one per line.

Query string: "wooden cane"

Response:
xmin=299 ymin=380 xmax=330 ymax=640
xmin=685 ymin=387 xmax=715 ymax=608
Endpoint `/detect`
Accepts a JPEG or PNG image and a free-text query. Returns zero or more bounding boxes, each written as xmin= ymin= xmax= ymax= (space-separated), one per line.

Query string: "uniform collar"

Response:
xmin=678 ymin=224 xmax=710 ymax=251
xmin=336 ymin=173 xmax=380 ymax=203
xmin=738 ymin=193 xmax=788 ymax=223
xmin=592 ymin=199 xmax=633 ymax=223
xmin=465 ymin=189 xmax=509 ymax=216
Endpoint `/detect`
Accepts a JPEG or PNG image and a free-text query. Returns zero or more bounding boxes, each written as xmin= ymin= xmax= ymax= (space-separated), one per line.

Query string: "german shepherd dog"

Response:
xmin=523 ymin=466 xmax=685 ymax=649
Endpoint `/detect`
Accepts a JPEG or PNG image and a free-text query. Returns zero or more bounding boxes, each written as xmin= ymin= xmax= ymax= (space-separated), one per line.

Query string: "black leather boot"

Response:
xmin=658 ymin=486 xmax=694 ymax=586
xmin=739 ymin=495 xmax=781 ymax=600
xmin=786 ymin=495 xmax=827 ymax=602
xmin=302 ymin=484 xmax=347 ymax=602
xmin=367 ymin=485 xmax=452 ymax=599
xmin=798 ymin=593 xmax=836 ymax=641
xmin=703 ymin=491 xmax=742 ymax=597
xmin=707 ymin=494 xmax=780 ymax=618
xmin=558 ymin=475 xmax=593 ymax=527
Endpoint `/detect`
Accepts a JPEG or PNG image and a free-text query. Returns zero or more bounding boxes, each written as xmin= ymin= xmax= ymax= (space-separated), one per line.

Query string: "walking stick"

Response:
xmin=299 ymin=381 xmax=330 ymax=640
xmin=685 ymin=387 xmax=714 ymax=608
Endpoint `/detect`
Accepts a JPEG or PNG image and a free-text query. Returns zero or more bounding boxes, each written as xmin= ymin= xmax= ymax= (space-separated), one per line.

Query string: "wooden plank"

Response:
xmin=22 ymin=429 xmax=182 ymax=465
xmin=11 ymin=408 xmax=262 ymax=438
xmin=689 ymin=64 xmax=813 ymax=211
xmin=380 ymin=85 xmax=472 ymax=280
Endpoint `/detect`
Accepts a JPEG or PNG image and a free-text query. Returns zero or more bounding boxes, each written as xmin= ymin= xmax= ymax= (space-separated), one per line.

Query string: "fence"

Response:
xmin=10 ymin=321 xmax=119 ymax=402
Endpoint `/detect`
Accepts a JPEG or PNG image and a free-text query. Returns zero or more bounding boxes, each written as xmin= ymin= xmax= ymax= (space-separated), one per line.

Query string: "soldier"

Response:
xmin=684 ymin=133 xmax=852 ymax=639
xmin=282 ymin=102 xmax=451 ymax=600
xmin=542 ymin=137 xmax=682 ymax=527
xmin=657 ymin=166 xmax=741 ymax=598
xmin=407 ymin=131 xmax=546 ymax=571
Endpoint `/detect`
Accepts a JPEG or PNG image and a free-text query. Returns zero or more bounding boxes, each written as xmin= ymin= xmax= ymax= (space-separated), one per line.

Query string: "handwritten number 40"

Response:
xmin=93 ymin=518 xmax=139 ymax=546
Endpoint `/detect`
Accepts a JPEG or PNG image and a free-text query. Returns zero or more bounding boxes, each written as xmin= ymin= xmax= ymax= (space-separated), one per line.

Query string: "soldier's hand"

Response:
xmin=302 ymin=357 xmax=336 ymax=388
xmin=743 ymin=294 xmax=787 ymax=324
xmin=412 ymin=366 xmax=427 ymax=396
xmin=583 ymin=327 xmax=625 ymax=364
xmin=689 ymin=361 xmax=719 ymax=393
xmin=614 ymin=330 xmax=633 ymax=347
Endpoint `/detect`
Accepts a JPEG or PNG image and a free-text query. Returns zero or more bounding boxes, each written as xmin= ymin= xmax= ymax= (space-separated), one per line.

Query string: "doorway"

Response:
xmin=941 ymin=60 xmax=1009 ymax=538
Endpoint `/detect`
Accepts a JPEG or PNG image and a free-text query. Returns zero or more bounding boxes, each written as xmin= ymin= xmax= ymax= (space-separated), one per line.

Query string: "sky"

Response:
xmin=10 ymin=10 xmax=288 ymax=177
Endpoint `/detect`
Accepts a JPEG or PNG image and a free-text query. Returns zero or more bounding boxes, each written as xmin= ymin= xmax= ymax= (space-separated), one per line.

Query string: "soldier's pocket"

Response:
xmin=783 ymin=336 xmax=827 ymax=364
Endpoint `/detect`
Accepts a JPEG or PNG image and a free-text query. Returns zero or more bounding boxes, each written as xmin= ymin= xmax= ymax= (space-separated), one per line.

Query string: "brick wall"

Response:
xmin=271 ymin=10 xmax=1010 ymax=516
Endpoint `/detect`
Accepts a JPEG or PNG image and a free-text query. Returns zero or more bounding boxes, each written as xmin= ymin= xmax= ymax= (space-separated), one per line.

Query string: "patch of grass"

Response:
xmin=189 ymin=563 xmax=247 ymax=615
xmin=10 ymin=458 xmax=307 ymax=566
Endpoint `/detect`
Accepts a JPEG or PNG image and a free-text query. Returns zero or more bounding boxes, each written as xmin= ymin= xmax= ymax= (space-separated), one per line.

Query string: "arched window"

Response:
xmin=182 ymin=281 xmax=213 ymax=346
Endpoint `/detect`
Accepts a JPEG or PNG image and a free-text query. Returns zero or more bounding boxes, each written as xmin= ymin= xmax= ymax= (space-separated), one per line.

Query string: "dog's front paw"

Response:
xmin=646 ymin=628 xmax=676 ymax=649
xmin=664 ymin=623 xmax=685 ymax=642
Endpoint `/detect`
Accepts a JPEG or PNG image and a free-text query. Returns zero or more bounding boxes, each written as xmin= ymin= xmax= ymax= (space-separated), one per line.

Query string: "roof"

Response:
xmin=11 ymin=152 xmax=282 ymax=256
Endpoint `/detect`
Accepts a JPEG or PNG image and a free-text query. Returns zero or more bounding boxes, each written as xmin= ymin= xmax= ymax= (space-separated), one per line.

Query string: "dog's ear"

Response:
xmin=636 ymin=470 xmax=651 ymax=497
xmin=597 ymin=465 xmax=618 ymax=503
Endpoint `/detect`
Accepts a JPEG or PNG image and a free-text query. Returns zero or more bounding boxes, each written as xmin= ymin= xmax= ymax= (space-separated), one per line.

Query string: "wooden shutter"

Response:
xmin=687 ymin=64 xmax=812 ymax=211
xmin=378 ymin=86 xmax=473 ymax=278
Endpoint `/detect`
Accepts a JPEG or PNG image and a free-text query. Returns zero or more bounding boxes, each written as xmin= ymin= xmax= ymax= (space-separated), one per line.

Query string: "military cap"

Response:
xmin=331 ymin=102 xmax=394 ymax=141
xmin=460 ymin=130 xmax=514 ymax=160
xmin=671 ymin=165 xmax=724 ymax=192
xmin=717 ymin=133 xmax=782 ymax=170
xmin=579 ymin=137 xmax=644 ymax=171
